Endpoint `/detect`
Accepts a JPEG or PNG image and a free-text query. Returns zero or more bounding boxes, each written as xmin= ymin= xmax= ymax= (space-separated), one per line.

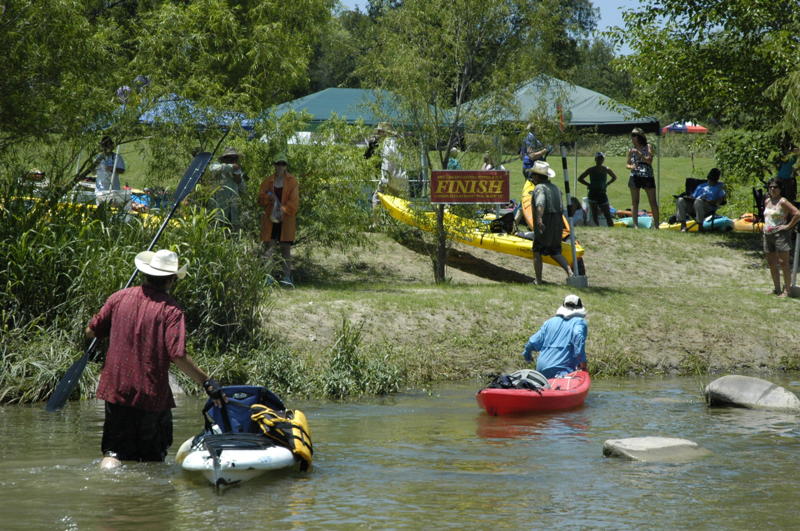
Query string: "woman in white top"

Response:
xmin=762 ymin=178 xmax=800 ymax=296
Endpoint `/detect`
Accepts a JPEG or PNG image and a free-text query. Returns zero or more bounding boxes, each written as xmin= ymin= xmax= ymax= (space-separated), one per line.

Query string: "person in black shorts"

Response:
xmin=626 ymin=128 xmax=659 ymax=229
xmin=578 ymin=152 xmax=617 ymax=226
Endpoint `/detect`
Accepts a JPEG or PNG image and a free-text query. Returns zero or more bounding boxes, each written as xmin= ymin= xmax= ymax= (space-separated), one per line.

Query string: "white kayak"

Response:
xmin=176 ymin=433 xmax=296 ymax=486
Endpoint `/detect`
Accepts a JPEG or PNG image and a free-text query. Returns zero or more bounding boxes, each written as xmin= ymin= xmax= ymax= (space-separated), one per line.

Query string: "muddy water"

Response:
xmin=2 ymin=376 xmax=799 ymax=529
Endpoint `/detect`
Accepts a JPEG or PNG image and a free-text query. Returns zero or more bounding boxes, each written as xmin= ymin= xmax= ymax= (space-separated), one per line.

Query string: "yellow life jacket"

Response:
xmin=250 ymin=404 xmax=313 ymax=470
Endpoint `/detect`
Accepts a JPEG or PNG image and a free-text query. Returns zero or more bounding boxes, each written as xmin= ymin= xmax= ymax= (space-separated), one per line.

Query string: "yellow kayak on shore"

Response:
xmin=378 ymin=193 xmax=583 ymax=266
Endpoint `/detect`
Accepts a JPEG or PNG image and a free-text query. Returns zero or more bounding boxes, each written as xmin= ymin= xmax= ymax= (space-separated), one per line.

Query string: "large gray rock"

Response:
xmin=603 ymin=436 xmax=711 ymax=462
xmin=704 ymin=375 xmax=800 ymax=411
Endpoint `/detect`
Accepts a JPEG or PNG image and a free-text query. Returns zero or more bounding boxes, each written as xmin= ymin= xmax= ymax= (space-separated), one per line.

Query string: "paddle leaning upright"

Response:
xmin=45 ymin=150 xmax=215 ymax=413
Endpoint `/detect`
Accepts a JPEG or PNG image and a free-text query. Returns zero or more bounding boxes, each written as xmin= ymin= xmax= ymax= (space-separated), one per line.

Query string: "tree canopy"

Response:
xmin=611 ymin=0 xmax=800 ymax=133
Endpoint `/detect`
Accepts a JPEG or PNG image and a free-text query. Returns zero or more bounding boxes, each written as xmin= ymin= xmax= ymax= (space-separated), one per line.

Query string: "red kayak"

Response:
xmin=476 ymin=371 xmax=591 ymax=416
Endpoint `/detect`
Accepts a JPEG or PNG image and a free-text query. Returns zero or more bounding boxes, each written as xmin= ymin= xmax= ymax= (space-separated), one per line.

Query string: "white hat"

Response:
xmin=135 ymin=249 xmax=187 ymax=279
xmin=556 ymin=294 xmax=586 ymax=318
xmin=530 ymin=160 xmax=556 ymax=178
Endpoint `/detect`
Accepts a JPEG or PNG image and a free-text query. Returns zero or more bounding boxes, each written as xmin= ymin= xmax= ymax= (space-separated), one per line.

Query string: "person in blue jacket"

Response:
xmin=521 ymin=294 xmax=588 ymax=377
xmin=676 ymin=167 xmax=726 ymax=232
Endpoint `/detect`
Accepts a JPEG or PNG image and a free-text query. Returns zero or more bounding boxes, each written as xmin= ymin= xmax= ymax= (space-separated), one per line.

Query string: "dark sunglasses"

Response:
xmin=768 ymin=185 xmax=780 ymax=189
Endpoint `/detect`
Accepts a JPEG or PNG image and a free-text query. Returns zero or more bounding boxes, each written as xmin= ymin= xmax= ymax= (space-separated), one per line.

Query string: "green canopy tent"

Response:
xmin=498 ymin=76 xmax=659 ymax=134
xmin=265 ymin=88 xmax=406 ymax=129
xmin=473 ymin=75 xmax=661 ymax=211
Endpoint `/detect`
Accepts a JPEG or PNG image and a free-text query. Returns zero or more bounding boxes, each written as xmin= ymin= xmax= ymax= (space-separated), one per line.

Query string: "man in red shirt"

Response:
xmin=86 ymin=249 xmax=222 ymax=467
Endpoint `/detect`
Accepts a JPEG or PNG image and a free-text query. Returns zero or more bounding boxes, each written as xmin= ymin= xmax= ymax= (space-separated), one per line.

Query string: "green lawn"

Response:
xmin=445 ymin=151 xmax=718 ymax=217
xmin=116 ymin=139 xmax=719 ymax=218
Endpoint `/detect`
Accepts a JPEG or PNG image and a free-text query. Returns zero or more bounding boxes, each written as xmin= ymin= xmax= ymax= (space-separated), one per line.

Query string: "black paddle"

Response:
xmin=45 ymin=151 xmax=214 ymax=412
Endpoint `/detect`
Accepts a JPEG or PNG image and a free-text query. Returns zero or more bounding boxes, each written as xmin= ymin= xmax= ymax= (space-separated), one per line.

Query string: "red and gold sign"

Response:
xmin=430 ymin=170 xmax=510 ymax=204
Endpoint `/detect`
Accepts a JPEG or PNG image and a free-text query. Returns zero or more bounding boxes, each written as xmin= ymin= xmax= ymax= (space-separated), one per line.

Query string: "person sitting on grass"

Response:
xmin=577 ymin=152 xmax=617 ymax=227
xmin=521 ymin=294 xmax=588 ymax=378
xmin=676 ymin=168 xmax=726 ymax=232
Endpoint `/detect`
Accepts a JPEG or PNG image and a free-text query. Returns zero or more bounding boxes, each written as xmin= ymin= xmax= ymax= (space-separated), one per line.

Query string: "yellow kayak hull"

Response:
xmin=378 ymin=193 xmax=583 ymax=266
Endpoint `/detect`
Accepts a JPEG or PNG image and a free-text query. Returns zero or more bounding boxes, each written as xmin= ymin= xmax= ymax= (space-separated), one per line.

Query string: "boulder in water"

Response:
xmin=704 ymin=375 xmax=800 ymax=411
xmin=603 ymin=436 xmax=711 ymax=462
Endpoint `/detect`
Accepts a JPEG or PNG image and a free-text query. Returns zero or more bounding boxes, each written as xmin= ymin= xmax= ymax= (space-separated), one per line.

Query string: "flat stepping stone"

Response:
xmin=603 ymin=436 xmax=710 ymax=462
xmin=704 ymin=375 xmax=800 ymax=411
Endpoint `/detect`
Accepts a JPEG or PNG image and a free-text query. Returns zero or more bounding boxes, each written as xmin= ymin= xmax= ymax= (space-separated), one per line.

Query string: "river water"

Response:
xmin=2 ymin=376 xmax=799 ymax=530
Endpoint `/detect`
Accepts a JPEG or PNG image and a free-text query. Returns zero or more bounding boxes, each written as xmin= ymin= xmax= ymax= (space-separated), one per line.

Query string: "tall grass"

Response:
xmin=1 ymin=177 xmax=405 ymax=402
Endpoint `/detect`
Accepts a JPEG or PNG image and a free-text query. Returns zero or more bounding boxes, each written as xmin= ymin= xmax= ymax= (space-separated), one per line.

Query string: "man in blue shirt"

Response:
xmin=447 ymin=147 xmax=462 ymax=169
xmin=521 ymin=294 xmax=588 ymax=378
xmin=676 ymin=168 xmax=726 ymax=232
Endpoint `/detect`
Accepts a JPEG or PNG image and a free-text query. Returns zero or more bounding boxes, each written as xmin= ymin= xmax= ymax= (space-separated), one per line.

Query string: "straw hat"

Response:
xmin=375 ymin=122 xmax=395 ymax=135
xmin=219 ymin=147 xmax=240 ymax=161
xmin=529 ymin=160 xmax=556 ymax=178
xmin=135 ymin=249 xmax=187 ymax=279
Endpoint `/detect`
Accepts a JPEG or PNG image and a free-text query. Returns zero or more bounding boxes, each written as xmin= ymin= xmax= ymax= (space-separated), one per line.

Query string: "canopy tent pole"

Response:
xmin=574 ymin=140 xmax=579 ymax=204
xmin=657 ymin=134 xmax=661 ymax=224
xmin=791 ymin=231 xmax=800 ymax=297
xmin=560 ymin=144 xmax=588 ymax=288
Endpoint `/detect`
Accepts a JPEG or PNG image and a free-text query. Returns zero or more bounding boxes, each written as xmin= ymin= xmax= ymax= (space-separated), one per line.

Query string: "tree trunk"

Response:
xmin=435 ymin=204 xmax=447 ymax=283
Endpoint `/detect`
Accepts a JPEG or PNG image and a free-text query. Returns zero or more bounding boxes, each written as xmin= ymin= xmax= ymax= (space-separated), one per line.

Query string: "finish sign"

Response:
xmin=430 ymin=170 xmax=510 ymax=204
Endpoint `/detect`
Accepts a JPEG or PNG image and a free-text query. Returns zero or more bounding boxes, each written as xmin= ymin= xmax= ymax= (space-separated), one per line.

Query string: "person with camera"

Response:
xmin=258 ymin=153 xmax=299 ymax=287
xmin=86 ymin=249 xmax=225 ymax=468
xmin=626 ymin=127 xmax=659 ymax=229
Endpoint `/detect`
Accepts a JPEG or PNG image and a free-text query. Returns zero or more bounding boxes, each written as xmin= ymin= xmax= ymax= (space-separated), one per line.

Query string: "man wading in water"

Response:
xmin=86 ymin=249 xmax=224 ymax=468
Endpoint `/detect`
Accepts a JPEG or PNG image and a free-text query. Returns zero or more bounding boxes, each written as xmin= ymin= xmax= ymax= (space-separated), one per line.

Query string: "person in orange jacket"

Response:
xmin=258 ymin=153 xmax=299 ymax=286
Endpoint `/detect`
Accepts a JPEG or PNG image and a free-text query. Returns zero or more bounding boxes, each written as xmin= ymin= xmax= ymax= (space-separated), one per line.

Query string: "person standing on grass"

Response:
xmin=208 ymin=147 xmax=248 ymax=231
xmin=530 ymin=161 xmax=572 ymax=284
xmin=762 ymin=178 xmax=800 ymax=297
xmin=258 ymin=153 xmax=299 ymax=287
xmin=521 ymin=294 xmax=588 ymax=377
xmin=94 ymin=136 xmax=126 ymax=205
xmin=626 ymin=128 xmax=659 ymax=229
xmin=577 ymin=152 xmax=617 ymax=227
xmin=773 ymin=138 xmax=798 ymax=204
xmin=86 ymin=249 xmax=223 ymax=468
xmin=447 ymin=146 xmax=462 ymax=169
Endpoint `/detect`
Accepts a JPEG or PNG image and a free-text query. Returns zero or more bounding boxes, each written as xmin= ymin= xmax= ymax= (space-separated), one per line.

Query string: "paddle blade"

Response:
xmin=173 ymin=151 xmax=213 ymax=204
xmin=45 ymin=350 xmax=90 ymax=412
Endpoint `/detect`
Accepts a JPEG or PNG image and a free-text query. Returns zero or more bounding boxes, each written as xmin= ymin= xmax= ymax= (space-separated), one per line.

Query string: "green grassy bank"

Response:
xmin=267 ymin=224 xmax=797 ymax=385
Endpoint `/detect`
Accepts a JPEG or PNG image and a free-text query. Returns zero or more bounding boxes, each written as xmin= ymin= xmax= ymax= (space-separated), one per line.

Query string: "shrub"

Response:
xmin=321 ymin=318 xmax=403 ymax=398
xmin=714 ymin=129 xmax=776 ymax=187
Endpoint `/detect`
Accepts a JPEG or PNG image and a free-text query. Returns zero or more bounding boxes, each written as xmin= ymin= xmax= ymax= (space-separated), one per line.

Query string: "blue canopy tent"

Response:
xmin=138 ymin=94 xmax=254 ymax=130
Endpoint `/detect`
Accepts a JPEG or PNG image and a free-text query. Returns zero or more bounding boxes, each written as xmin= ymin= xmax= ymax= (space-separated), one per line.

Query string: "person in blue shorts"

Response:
xmin=521 ymin=294 xmax=588 ymax=378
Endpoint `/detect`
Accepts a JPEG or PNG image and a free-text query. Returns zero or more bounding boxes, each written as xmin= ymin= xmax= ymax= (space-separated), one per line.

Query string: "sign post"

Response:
xmin=429 ymin=170 xmax=510 ymax=283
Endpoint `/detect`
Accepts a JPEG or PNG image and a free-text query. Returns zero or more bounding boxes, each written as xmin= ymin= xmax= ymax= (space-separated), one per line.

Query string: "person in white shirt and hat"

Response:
xmin=521 ymin=294 xmax=588 ymax=378
xmin=208 ymin=146 xmax=247 ymax=231
xmin=529 ymin=160 xmax=572 ymax=284
xmin=85 ymin=249 xmax=223 ymax=468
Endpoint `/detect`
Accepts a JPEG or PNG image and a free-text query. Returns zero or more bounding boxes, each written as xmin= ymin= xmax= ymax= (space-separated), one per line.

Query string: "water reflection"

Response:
xmin=475 ymin=408 xmax=589 ymax=440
